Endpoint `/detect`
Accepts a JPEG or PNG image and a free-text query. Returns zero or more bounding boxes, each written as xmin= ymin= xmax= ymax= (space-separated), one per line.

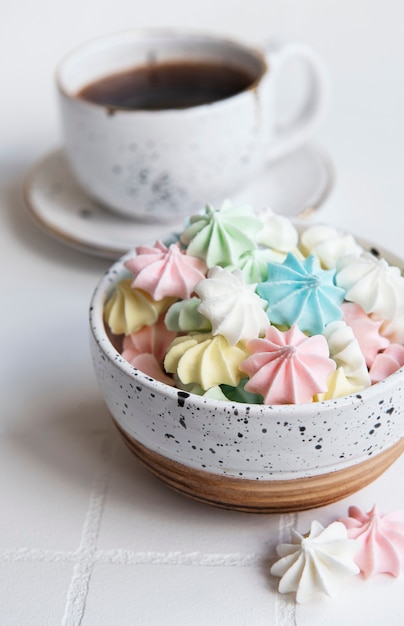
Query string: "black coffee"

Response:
xmin=77 ymin=60 xmax=256 ymax=110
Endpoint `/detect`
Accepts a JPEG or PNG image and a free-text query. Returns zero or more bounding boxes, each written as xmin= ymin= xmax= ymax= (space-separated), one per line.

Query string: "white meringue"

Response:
xmin=300 ymin=224 xmax=363 ymax=269
xmin=256 ymin=211 xmax=299 ymax=252
xmin=336 ymin=252 xmax=404 ymax=319
xmin=323 ymin=320 xmax=370 ymax=389
xmin=195 ymin=266 xmax=269 ymax=345
xmin=271 ymin=520 xmax=359 ymax=603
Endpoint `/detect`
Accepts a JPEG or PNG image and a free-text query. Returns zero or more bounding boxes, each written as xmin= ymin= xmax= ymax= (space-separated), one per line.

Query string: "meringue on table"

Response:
xmin=339 ymin=505 xmax=404 ymax=578
xmin=271 ymin=520 xmax=359 ymax=603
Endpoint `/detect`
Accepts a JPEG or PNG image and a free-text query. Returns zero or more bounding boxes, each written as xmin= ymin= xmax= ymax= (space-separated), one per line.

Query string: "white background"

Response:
xmin=2 ymin=1 xmax=404 ymax=624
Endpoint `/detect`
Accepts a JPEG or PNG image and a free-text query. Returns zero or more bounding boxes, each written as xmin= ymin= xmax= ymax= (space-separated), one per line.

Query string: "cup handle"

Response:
xmin=264 ymin=41 xmax=330 ymax=160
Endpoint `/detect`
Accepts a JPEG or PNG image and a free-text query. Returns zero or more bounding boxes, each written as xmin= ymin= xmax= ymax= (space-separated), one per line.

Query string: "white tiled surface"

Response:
xmin=98 ymin=440 xmax=281 ymax=555
xmin=3 ymin=1 xmax=404 ymax=624
xmin=0 ymin=562 xmax=73 ymax=626
xmin=83 ymin=563 xmax=276 ymax=626
xmin=296 ymin=575 xmax=404 ymax=626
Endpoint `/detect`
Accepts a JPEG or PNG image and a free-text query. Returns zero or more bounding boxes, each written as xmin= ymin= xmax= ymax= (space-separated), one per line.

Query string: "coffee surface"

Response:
xmin=76 ymin=60 xmax=256 ymax=110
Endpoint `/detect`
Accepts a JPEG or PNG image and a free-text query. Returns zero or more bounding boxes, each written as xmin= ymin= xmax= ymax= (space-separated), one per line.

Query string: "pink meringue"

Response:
xmin=122 ymin=314 xmax=177 ymax=365
xmin=121 ymin=315 xmax=177 ymax=385
xmin=241 ymin=324 xmax=336 ymax=404
xmin=126 ymin=353 xmax=175 ymax=386
xmin=378 ymin=313 xmax=404 ymax=344
xmin=341 ymin=302 xmax=389 ymax=368
xmin=369 ymin=344 xmax=404 ymax=383
xmin=340 ymin=505 xmax=404 ymax=578
xmin=124 ymin=241 xmax=207 ymax=300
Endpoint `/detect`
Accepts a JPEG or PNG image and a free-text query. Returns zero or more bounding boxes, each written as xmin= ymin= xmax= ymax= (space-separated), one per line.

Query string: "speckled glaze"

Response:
xmin=57 ymin=30 xmax=328 ymax=221
xmin=89 ymin=241 xmax=404 ymax=484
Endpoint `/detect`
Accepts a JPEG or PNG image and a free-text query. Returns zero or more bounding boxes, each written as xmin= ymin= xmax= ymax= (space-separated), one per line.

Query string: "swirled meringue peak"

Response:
xmin=124 ymin=241 xmax=207 ymax=300
xmin=118 ymin=313 xmax=177 ymax=385
xmin=104 ymin=279 xmax=175 ymax=335
xmin=164 ymin=333 xmax=249 ymax=391
xmin=164 ymin=297 xmax=211 ymax=332
xmin=125 ymin=353 xmax=175 ymax=386
xmin=379 ymin=313 xmax=404 ymax=344
xmin=336 ymin=252 xmax=404 ymax=319
xmin=271 ymin=520 xmax=359 ymax=603
xmin=234 ymin=247 xmax=284 ymax=283
xmin=339 ymin=505 xmax=404 ymax=578
xmin=105 ymin=205 xmax=404 ymax=404
xmin=257 ymin=253 xmax=345 ymax=335
xmin=323 ymin=320 xmax=370 ymax=389
xmin=256 ymin=211 xmax=299 ymax=252
xmin=369 ymin=343 xmax=404 ymax=383
xmin=342 ymin=302 xmax=390 ymax=367
xmin=122 ymin=314 xmax=177 ymax=366
xmin=315 ymin=367 xmax=364 ymax=401
xmin=195 ymin=266 xmax=269 ymax=345
xmin=241 ymin=325 xmax=336 ymax=404
xmin=300 ymin=223 xmax=363 ymax=269
xmin=180 ymin=200 xmax=262 ymax=267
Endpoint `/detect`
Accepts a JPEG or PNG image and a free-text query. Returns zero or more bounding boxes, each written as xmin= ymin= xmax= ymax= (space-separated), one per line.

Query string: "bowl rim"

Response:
xmin=89 ymin=230 xmax=404 ymax=415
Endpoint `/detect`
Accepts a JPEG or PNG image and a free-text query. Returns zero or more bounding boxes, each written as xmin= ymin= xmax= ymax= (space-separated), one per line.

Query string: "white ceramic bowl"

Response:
xmin=89 ymin=242 xmax=404 ymax=512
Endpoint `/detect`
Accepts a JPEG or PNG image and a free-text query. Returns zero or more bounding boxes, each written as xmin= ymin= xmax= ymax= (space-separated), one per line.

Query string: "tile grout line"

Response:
xmin=93 ymin=549 xmax=265 ymax=567
xmin=1 ymin=548 xmax=77 ymax=562
xmin=274 ymin=512 xmax=298 ymax=626
xmin=61 ymin=435 xmax=116 ymax=626
xmin=0 ymin=547 xmax=270 ymax=567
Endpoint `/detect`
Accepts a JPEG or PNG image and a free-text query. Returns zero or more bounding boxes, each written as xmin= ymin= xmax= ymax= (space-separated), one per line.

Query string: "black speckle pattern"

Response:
xmin=79 ymin=207 xmax=93 ymax=218
xmin=177 ymin=392 xmax=190 ymax=408
xmin=89 ymin=263 xmax=404 ymax=481
xmin=73 ymin=96 xmax=272 ymax=219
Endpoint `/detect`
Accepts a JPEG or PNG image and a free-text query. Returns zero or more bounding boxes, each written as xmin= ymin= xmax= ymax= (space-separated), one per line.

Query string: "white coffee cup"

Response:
xmin=56 ymin=29 xmax=329 ymax=222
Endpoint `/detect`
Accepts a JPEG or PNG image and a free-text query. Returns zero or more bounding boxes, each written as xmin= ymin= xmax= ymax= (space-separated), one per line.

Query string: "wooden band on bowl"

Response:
xmin=113 ymin=419 xmax=404 ymax=513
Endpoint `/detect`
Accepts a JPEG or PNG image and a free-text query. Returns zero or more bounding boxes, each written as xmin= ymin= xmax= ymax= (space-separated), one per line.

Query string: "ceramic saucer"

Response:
xmin=24 ymin=145 xmax=334 ymax=259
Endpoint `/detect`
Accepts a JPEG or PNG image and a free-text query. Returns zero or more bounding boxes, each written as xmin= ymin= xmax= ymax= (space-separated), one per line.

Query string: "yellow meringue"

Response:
xmin=314 ymin=367 xmax=364 ymax=401
xmin=104 ymin=279 xmax=176 ymax=335
xmin=164 ymin=333 xmax=249 ymax=390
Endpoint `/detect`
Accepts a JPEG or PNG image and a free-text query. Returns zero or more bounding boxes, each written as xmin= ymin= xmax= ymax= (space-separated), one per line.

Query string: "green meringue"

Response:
xmin=165 ymin=297 xmax=211 ymax=332
xmin=181 ymin=200 xmax=262 ymax=267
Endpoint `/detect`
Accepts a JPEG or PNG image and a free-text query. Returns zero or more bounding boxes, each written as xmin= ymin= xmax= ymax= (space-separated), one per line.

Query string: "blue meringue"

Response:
xmin=257 ymin=253 xmax=345 ymax=335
